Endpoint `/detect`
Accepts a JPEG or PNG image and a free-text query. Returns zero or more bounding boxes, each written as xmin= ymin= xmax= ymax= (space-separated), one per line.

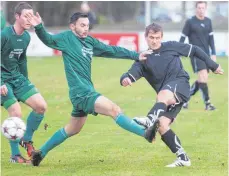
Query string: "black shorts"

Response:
xmin=158 ymin=79 xmax=190 ymax=120
xmin=191 ymin=56 xmax=209 ymax=73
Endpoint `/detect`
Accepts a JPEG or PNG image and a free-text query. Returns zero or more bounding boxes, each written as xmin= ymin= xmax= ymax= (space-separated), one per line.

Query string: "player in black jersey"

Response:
xmin=179 ymin=1 xmax=217 ymax=110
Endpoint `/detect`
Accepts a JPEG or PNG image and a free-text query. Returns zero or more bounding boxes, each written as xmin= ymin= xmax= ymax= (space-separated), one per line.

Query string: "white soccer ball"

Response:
xmin=1 ymin=117 xmax=26 ymax=141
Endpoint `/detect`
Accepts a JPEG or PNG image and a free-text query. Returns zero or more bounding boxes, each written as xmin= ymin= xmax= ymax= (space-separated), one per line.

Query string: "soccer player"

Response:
xmin=179 ymin=1 xmax=217 ymax=110
xmin=25 ymin=12 xmax=153 ymax=166
xmin=1 ymin=2 xmax=47 ymax=164
xmin=120 ymin=23 xmax=223 ymax=167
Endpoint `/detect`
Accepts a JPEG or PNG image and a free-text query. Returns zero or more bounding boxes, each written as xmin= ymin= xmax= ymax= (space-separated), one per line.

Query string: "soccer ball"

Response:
xmin=1 ymin=117 xmax=26 ymax=141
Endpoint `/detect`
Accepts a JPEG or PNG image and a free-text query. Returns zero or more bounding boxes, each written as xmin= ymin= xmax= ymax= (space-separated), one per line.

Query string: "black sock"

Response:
xmin=190 ymin=81 xmax=199 ymax=96
xmin=147 ymin=102 xmax=167 ymax=121
xmin=161 ymin=129 xmax=188 ymax=161
xmin=198 ymin=82 xmax=210 ymax=104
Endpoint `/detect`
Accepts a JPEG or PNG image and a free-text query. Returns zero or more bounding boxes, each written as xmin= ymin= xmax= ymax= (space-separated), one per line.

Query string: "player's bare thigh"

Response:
xmin=25 ymin=93 xmax=47 ymax=114
xmin=7 ymin=102 xmax=22 ymax=118
xmin=94 ymin=95 xmax=122 ymax=119
xmin=157 ymin=89 xmax=177 ymax=106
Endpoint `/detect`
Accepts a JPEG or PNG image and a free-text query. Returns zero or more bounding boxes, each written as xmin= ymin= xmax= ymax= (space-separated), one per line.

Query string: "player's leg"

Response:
xmin=94 ymin=95 xmax=145 ymax=137
xmin=32 ymin=113 xmax=87 ymax=166
xmin=1 ymin=84 xmax=30 ymax=164
xmin=183 ymin=56 xmax=199 ymax=109
xmin=13 ymin=76 xmax=47 ymax=157
xmin=158 ymin=111 xmax=191 ymax=167
xmin=197 ymin=68 xmax=215 ymax=110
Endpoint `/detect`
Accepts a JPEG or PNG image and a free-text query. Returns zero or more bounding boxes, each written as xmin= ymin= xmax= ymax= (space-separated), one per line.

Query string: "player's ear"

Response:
xmin=69 ymin=23 xmax=75 ymax=30
xmin=15 ymin=13 xmax=20 ymax=20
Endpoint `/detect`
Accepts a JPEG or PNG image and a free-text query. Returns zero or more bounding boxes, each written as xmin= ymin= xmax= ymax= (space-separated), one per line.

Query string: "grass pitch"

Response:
xmin=1 ymin=56 xmax=228 ymax=176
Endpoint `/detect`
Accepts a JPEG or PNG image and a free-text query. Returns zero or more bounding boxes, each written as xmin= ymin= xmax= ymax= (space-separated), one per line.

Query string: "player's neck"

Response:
xmin=13 ymin=22 xmax=25 ymax=35
xmin=196 ymin=15 xmax=205 ymax=20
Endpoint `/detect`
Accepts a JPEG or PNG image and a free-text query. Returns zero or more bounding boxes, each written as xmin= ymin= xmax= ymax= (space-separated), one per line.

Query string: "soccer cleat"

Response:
xmin=133 ymin=116 xmax=153 ymax=129
xmin=165 ymin=157 xmax=191 ymax=167
xmin=10 ymin=154 xmax=31 ymax=164
xmin=205 ymin=104 xmax=216 ymax=111
xmin=144 ymin=119 xmax=160 ymax=143
xmin=31 ymin=150 xmax=43 ymax=166
xmin=19 ymin=140 xmax=35 ymax=158
xmin=182 ymin=102 xmax=189 ymax=109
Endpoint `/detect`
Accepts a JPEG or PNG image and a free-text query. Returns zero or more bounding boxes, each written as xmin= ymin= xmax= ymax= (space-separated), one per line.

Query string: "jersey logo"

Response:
xmin=17 ymin=39 xmax=23 ymax=42
xmin=82 ymin=47 xmax=93 ymax=59
xmin=154 ymin=53 xmax=160 ymax=56
xmin=200 ymin=23 xmax=205 ymax=28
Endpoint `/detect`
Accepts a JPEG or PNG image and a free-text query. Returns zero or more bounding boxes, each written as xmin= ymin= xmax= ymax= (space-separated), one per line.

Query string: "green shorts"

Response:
xmin=70 ymin=89 xmax=101 ymax=117
xmin=1 ymin=75 xmax=39 ymax=109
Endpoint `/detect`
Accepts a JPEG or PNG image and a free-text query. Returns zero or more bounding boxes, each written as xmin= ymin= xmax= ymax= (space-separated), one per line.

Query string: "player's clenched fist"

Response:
xmin=1 ymin=85 xmax=8 ymax=96
xmin=121 ymin=77 xmax=132 ymax=87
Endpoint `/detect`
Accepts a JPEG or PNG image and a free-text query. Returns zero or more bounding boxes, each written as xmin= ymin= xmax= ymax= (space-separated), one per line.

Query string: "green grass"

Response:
xmin=1 ymin=57 xmax=228 ymax=176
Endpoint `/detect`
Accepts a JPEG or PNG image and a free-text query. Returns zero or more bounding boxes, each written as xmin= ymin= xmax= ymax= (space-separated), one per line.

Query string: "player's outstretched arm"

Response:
xmin=120 ymin=61 xmax=144 ymax=87
xmin=92 ymin=37 xmax=152 ymax=61
xmin=191 ymin=45 xmax=223 ymax=74
xmin=25 ymin=12 xmax=65 ymax=51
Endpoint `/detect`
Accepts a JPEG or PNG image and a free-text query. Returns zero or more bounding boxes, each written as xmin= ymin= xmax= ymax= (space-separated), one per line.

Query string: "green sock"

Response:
xmin=9 ymin=140 xmax=20 ymax=156
xmin=40 ymin=128 xmax=69 ymax=158
xmin=23 ymin=111 xmax=44 ymax=142
xmin=115 ymin=113 xmax=145 ymax=137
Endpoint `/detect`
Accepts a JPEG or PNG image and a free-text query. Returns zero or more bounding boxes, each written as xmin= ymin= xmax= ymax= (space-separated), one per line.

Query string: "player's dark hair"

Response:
xmin=196 ymin=1 xmax=207 ymax=7
xmin=14 ymin=2 xmax=33 ymax=15
xmin=145 ymin=23 xmax=163 ymax=37
xmin=69 ymin=12 xmax=88 ymax=24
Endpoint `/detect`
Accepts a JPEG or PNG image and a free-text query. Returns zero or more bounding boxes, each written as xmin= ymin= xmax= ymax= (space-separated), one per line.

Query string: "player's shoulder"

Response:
xmin=24 ymin=30 xmax=31 ymax=39
xmin=162 ymin=41 xmax=179 ymax=46
xmin=204 ymin=16 xmax=212 ymax=22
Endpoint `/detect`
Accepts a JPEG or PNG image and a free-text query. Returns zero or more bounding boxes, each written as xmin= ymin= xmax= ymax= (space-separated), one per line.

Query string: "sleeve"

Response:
xmin=1 ymin=31 xmax=7 ymax=49
xmin=92 ymin=37 xmax=139 ymax=61
xmin=190 ymin=45 xmax=219 ymax=72
xmin=179 ymin=20 xmax=190 ymax=43
xmin=208 ymin=20 xmax=216 ymax=55
xmin=169 ymin=41 xmax=218 ymax=72
xmin=120 ymin=61 xmax=144 ymax=85
xmin=34 ymin=23 xmax=66 ymax=51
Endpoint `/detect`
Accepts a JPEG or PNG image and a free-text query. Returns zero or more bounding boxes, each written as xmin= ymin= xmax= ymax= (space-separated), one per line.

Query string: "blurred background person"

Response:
xmin=80 ymin=1 xmax=97 ymax=30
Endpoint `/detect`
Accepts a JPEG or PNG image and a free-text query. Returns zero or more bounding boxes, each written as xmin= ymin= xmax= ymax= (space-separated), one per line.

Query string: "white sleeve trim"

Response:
xmin=128 ymin=73 xmax=136 ymax=82
xmin=187 ymin=44 xmax=193 ymax=57
xmin=181 ymin=33 xmax=186 ymax=37
xmin=209 ymin=32 xmax=214 ymax=36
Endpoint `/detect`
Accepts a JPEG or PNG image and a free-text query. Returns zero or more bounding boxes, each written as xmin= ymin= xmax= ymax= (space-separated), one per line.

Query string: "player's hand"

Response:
xmin=214 ymin=65 xmax=224 ymax=75
xmin=211 ymin=55 xmax=217 ymax=62
xmin=122 ymin=77 xmax=132 ymax=87
xmin=1 ymin=85 xmax=8 ymax=96
xmin=25 ymin=12 xmax=42 ymax=26
xmin=139 ymin=50 xmax=153 ymax=61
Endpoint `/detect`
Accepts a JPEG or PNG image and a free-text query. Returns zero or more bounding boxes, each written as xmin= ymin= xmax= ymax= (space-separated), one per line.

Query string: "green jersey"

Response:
xmin=1 ymin=26 xmax=30 ymax=85
xmin=34 ymin=23 xmax=139 ymax=94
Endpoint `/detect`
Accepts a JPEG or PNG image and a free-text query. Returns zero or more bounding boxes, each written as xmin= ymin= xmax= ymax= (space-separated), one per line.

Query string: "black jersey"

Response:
xmin=179 ymin=16 xmax=216 ymax=56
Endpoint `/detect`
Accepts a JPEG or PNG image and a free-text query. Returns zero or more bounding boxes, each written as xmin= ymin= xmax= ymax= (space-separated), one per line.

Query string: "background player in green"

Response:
xmin=25 ymin=12 xmax=153 ymax=166
xmin=1 ymin=6 xmax=6 ymax=30
xmin=179 ymin=1 xmax=217 ymax=110
xmin=1 ymin=2 xmax=47 ymax=164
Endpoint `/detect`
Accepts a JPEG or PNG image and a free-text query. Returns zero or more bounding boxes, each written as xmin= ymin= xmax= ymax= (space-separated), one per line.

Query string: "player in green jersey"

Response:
xmin=25 ymin=12 xmax=154 ymax=166
xmin=1 ymin=2 xmax=47 ymax=164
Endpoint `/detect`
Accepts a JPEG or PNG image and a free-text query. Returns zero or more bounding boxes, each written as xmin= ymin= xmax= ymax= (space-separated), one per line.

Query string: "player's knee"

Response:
xmin=158 ymin=117 xmax=171 ymax=135
xmin=157 ymin=90 xmax=176 ymax=105
xmin=10 ymin=111 xmax=22 ymax=118
xmin=110 ymin=104 xmax=122 ymax=118
xmin=34 ymin=101 xmax=47 ymax=114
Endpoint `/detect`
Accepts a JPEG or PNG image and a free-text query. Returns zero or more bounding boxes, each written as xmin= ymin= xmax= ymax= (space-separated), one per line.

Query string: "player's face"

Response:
xmin=15 ymin=9 xmax=33 ymax=30
xmin=146 ymin=31 xmax=163 ymax=50
xmin=196 ymin=3 xmax=207 ymax=18
xmin=72 ymin=18 xmax=89 ymax=38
